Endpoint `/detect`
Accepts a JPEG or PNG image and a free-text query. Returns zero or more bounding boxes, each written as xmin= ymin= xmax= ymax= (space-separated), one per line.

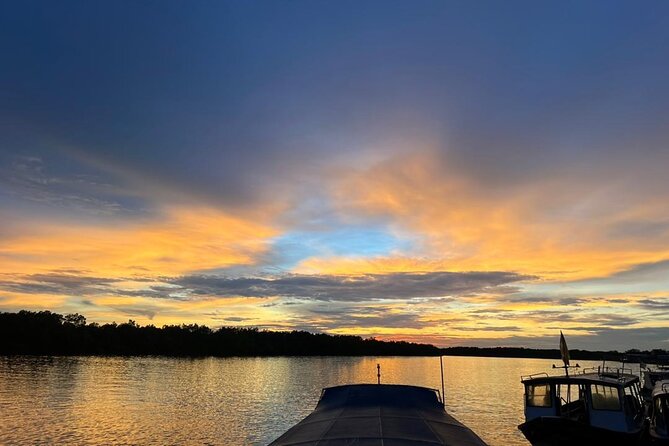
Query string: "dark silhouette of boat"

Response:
xmin=648 ymin=380 xmax=669 ymax=444
xmin=643 ymin=365 xmax=669 ymax=401
xmin=268 ymin=383 xmax=488 ymax=445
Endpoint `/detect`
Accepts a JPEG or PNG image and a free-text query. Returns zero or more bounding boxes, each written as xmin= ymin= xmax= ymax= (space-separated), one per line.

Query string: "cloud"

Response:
xmin=601 ymin=259 xmax=669 ymax=283
xmin=323 ymin=151 xmax=669 ymax=281
xmin=0 ymin=205 xmax=278 ymax=277
xmin=109 ymin=304 xmax=160 ymax=320
xmin=550 ymin=259 xmax=669 ymax=297
xmin=606 ymin=220 xmax=669 ymax=242
xmin=498 ymin=295 xmax=587 ymax=305
xmin=467 ymin=308 xmax=639 ymax=328
xmin=456 ymin=325 xmax=522 ymax=332
xmin=1 ymin=156 xmax=134 ymax=215
xmin=0 ymin=273 xmax=119 ymax=296
xmin=216 ymin=316 xmax=256 ymax=322
xmin=240 ymin=303 xmax=430 ymax=335
xmin=636 ymin=298 xmax=669 ymax=311
xmin=450 ymin=327 xmax=669 ymax=351
xmin=305 ymin=305 xmax=425 ymax=329
xmin=171 ymin=271 xmax=532 ymax=301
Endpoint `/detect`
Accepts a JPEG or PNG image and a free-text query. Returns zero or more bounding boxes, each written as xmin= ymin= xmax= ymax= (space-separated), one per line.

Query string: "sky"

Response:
xmin=2 ymin=0 xmax=669 ymax=350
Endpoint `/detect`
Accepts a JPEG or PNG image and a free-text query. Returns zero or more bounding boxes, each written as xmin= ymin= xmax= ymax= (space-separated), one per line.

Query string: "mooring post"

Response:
xmin=377 ymin=363 xmax=381 ymax=384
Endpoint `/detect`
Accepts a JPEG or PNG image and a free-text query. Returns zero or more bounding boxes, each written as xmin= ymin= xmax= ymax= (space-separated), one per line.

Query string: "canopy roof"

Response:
xmin=269 ymin=384 xmax=488 ymax=446
xmin=522 ymin=372 xmax=638 ymax=387
xmin=653 ymin=380 xmax=669 ymax=398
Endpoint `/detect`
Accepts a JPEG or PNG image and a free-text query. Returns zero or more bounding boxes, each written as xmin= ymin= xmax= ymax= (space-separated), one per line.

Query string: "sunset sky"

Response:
xmin=2 ymin=1 xmax=669 ymax=349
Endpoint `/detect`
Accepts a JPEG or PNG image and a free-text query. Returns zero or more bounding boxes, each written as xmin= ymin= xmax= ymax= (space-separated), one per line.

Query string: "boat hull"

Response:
xmin=649 ymin=429 xmax=669 ymax=445
xmin=518 ymin=416 xmax=644 ymax=446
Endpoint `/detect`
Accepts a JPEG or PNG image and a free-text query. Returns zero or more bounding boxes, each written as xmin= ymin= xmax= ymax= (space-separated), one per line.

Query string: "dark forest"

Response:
xmin=3 ymin=310 xmax=666 ymax=362
xmin=0 ymin=310 xmax=440 ymax=356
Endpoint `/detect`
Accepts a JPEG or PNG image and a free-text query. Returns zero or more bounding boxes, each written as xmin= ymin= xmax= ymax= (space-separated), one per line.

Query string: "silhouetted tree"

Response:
xmin=0 ymin=310 xmax=440 ymax=357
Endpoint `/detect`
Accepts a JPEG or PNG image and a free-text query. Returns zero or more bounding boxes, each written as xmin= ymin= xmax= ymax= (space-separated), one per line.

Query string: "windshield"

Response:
xmin=655 ymin=396 xmax=669 ymax=435
xmin=624 ymin=383 xmax=642 ymax=415
xmin=591 ymin=384 xmax=620 ymax=410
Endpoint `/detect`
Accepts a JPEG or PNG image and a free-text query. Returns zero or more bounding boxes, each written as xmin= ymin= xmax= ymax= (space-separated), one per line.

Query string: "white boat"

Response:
xmin=269 ymin=383 xmax=488 ymax=445
xmin=648 ymin=380 xmax=669 ymax=444
xmin=519 ymin=366 xmax=646 ymax=445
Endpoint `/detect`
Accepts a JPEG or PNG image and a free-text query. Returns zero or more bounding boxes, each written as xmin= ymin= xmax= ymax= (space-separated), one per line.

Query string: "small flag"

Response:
xmin=560 ymin=331 xmax=570 ymax=367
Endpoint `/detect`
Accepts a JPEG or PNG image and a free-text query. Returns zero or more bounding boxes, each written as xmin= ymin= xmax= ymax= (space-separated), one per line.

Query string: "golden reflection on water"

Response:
xmin=0 ymin=356 xmax=637 ymax=445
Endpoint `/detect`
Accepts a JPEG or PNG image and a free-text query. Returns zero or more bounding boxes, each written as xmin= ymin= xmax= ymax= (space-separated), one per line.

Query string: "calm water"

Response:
xmin=0 ymin=356 xmax=637 ymax=445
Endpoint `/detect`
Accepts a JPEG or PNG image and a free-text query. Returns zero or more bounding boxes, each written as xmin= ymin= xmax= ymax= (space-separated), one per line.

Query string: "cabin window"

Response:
xmin=632 ymin=383 xmax=643 ymax=405
xmin=557 ymin=384 xmax=583 ymax=405
xmin=624 ymin=385 xmax=641 ymax=414
xmin=590 ymin=384 xmax=620 ymax=410
xmin=656 ymin=397 xmax=669 ymax=435
xmin=527 ymin=384 xmax=552 ymax=407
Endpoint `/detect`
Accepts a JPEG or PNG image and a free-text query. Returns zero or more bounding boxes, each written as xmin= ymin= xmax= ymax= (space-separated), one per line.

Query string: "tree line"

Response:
xmin=4 ymin=310 xmax=666 ymax=361
xmin=0 ymin=310 xmax=440 ymax=357
xmin=441 ymin=346 xmax=669 ymax=363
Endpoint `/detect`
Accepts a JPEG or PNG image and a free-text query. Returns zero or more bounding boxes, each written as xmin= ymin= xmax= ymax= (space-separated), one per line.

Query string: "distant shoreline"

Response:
xmin=2 ymin=310 xmax=665 ymax=362
xmin=440 ymin=347 xmax=628 ymax=362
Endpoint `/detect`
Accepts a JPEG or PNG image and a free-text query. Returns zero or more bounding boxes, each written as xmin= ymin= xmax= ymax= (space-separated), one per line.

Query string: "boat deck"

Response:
xmin=269 ymin=384 xmax=488 ymax=446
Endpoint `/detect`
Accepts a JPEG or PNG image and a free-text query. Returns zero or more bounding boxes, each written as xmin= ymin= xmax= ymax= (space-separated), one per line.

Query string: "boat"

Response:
xmin=519 ymin=333 xmax=645 ymax=445
xmin=518 ymin=366 xmax=646 ymax=445
xmin=648 ymin=380 xmax=669 ymax=444
xmin=268 ymin=383 xmax=488 ymax=445
xmin=643 ymin=365 xmax=669 ymax=401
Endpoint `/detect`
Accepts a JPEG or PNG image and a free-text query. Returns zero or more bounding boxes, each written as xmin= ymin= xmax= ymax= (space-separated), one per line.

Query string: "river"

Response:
xmin=0 ymin=355 xmax=635 ymax=445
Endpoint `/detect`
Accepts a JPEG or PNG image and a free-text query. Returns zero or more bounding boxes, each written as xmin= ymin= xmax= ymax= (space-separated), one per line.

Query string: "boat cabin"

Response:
xmin=643 ymin=365 xmax=669 ymax=397
xmin=521 ymin=367 xmax=644 ymax=434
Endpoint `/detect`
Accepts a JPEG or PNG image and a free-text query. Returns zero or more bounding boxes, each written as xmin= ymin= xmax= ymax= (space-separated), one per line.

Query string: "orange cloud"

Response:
xmin=304 ymin=151 xmax=669 ymax=280
xmin=0 ymin=206 xmax=278 ymax=278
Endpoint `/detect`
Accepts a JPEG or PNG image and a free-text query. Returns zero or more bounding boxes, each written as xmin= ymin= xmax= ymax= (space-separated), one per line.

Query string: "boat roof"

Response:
xmin=653 ymin=380 xmax=669 ymax=398
xmin=268 ymin=384 xmax=488 ymax=446
xmin=522 ymin=371 xmax=639 ymax=387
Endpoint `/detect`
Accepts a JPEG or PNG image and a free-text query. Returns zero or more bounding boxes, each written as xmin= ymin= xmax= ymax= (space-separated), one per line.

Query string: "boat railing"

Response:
xmin=521 ymin=372 xmax=549 ymax=381
xmin=522 ymin=366 xmax=636 ymax=382
xmin=581 ymin=365 xmax=634 ymax=380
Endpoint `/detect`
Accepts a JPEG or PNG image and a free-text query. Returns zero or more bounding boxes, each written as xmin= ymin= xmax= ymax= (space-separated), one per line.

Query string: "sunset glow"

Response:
xmin=3 ymin=1 xmax=669 ymax=349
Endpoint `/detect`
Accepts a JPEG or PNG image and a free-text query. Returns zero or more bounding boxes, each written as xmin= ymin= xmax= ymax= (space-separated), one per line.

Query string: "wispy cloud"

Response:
xmin=304 ymin=305 xmax=426 ymax=329
xmin=1 ymin=156 xmax=133 ymax=215
xmin=0 ymin=270 xmax=531 ymax=302
xmin=171 ymin=271 xmax=532 ymax=301
xmin=0 ymin=272 xmax=119 ymax=296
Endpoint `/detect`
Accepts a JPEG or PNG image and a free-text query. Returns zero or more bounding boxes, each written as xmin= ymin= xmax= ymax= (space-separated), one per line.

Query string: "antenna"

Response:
xmin=440 ymin=355 xmax=445 ymax=407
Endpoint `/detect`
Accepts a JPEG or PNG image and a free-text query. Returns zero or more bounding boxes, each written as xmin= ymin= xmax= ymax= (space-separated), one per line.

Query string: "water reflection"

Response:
xmin=0 ymin=356 xmax=638 ymax=445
